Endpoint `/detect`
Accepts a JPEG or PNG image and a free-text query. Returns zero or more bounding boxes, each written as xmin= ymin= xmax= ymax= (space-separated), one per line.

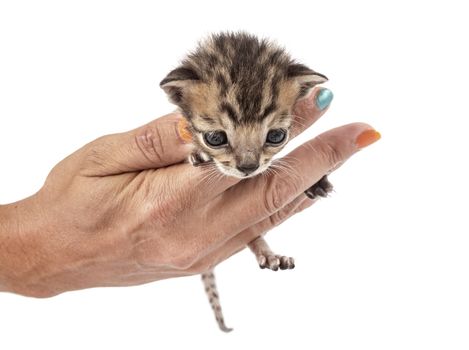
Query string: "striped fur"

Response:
xmin=160 ymin=32 xmax=328 ymax=332
xmin=201 ymin=269 xmax=232 ymax=332
xmin=161 ymin=32 xmax=327 ymax=179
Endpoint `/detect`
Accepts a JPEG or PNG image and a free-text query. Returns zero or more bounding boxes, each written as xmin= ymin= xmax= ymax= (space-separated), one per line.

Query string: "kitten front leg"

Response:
xmin=304 ymin=175 xmax=333 ymax=199
xmin=189 ymin=151 xmax=212 ymax=166
xmin=248 ymin=236 xmax=295 ymax=271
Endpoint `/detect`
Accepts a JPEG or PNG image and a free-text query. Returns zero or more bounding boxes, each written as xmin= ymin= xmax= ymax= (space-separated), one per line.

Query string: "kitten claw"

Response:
xmin=258 ymin=255 xmax=267 ymax=269
xmin=189 ymin=151 xmax=212 ymax=167
xmin=267 ymin=256 xmax=280 ymax=271
xmin=257 ymin=254 xmax=295 ymax=271
xmin=279 ymin=256 xmax=295 ymax=270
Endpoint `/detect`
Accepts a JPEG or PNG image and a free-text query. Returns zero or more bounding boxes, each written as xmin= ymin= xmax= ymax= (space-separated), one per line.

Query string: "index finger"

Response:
xmin=212 ymin=123 xmax=380 ymax=233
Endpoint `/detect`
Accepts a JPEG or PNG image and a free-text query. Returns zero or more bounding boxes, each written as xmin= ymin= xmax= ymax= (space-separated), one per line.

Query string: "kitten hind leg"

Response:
xmin=248 ymin=236 xmax=295 ymax=271
xmin=201 ymin=269 xmax=233 ymax=332
xmin=248 ymin=176 xmax=332 ymax=272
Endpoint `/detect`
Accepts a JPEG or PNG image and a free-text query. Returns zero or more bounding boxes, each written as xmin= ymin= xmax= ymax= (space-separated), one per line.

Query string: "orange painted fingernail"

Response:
xmin=177 ymin=119 xmax=192 ymax=143
xmin=356 ymin=129 xmax=381 ymax=148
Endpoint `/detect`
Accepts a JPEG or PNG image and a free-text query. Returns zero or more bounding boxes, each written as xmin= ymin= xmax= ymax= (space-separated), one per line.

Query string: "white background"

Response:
xmin=1 ymin=0 xmax=468 ymax=349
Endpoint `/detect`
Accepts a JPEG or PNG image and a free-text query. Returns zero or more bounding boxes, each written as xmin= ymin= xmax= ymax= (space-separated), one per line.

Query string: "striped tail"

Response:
xmin=201 ymin=269 xmax=233 ymax=332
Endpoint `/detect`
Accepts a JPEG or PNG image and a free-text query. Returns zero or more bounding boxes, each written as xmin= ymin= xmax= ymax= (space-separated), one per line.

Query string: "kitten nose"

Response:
xmin=236 ymin=163 xmax=259 ymax=175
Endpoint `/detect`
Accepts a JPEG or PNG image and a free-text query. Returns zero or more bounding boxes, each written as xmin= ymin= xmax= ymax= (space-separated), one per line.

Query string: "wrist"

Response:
xmin=0 ymin=202 xmax=20 ymax=292
xmin=0 ymin=196 xmax=50 ymax=297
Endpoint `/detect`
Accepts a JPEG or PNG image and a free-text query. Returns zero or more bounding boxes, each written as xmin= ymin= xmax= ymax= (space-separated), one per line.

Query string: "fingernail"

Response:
xmin=177 ymin=119 xmax=192 ymax=143
xmin=356 ymin=129 xmax=381 ymax=148
xmin=315 ymin=88 xmax=334 ymax=110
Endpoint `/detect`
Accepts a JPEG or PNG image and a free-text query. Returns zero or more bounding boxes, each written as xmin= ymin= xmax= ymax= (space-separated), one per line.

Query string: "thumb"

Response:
xmin=83 ymin=113 xmax=193 ymax=176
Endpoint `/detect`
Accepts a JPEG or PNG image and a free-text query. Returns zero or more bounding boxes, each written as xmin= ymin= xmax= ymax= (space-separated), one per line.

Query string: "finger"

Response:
xmin=189 ymin=194 xmax=314 ymax=273
xmin=227 ymin=194 xmax=313 ymax=248
xmin=212 ymin=123 xmax=380 ymax=235
xmin=290 ymin=87 xmax=334 ymax=138
xmin=148 ymin=161 xmax=240 ymax=208
xmin=82 ymin=113 xmax=193 ymax=176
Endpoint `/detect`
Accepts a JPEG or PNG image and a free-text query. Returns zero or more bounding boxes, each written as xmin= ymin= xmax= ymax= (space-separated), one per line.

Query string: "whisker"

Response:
xmin=269 ymin=160 xmax=303 ymax=185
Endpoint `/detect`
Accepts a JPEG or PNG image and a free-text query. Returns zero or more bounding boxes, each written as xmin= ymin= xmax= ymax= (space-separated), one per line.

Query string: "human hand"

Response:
xmin=0 ymin=88 xmax=379 ymax=297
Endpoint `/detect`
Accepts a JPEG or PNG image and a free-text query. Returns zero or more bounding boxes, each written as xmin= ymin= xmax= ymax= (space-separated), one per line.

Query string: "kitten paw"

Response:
xmin=258 ymin=254 xmax=295 ymax=271
xmin=304 ymin=175 xmax=333 ymax=199
xmin=189 ymin=151 xmax=212 ymax=167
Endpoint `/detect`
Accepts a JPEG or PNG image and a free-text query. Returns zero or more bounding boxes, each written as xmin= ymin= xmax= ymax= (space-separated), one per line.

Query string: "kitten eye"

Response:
xmin=203 ymin=130 xmax=228 ymax=147
xmin=266 ymin=129 xmax=287 ymax=145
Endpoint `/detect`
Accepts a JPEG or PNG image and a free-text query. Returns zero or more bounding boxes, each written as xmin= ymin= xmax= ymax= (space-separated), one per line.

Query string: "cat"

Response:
xmin=160 ymin=32 xmax=332 ymax=332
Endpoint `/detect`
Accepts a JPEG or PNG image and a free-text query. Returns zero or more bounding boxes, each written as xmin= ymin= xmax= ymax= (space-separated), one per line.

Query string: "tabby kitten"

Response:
xmin=160 ymin=32 xmax=331 ymax=332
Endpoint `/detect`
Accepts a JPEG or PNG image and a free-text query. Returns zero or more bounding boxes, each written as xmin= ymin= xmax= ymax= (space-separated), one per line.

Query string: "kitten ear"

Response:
xmin=287 ymin=63 xmax=328 ymax=98
xmin=160 ymin=66 xmax=200 ymax=104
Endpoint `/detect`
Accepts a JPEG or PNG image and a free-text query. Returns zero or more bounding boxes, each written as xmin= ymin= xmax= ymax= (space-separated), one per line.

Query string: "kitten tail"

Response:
xmin=201 ymin=269 xmax=233 ymax=332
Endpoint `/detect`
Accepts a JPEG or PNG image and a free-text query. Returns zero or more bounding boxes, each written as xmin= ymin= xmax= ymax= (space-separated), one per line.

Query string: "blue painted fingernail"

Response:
xmin=315 ymin=88 xmax=333 ymax=110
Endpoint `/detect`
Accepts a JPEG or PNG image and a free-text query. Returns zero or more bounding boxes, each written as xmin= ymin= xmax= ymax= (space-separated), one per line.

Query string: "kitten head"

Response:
xmin=160 ymin=32 xmax=327 ymax=178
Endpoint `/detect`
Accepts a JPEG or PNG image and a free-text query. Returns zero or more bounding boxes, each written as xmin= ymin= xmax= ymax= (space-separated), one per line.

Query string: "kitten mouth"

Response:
xmin=224 ymin=169 xmax=255 ymax=179
xmin=240 ymin=172 xmax=258 ymax=178
xmin=213 ymin=161 xmax=269 ymax=179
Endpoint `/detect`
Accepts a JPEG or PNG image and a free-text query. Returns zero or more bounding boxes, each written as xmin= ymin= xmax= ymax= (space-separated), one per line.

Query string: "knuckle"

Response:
xmin=313 ymin=135 xmax=344 ymax=168
xmin=267 ymin=211 xmax=280 ymax=228
xmin=296 ymin=200 xmax=313 ymax=214
xmin=170 ymin=253 xmax=198 ymax=271
xmin=165 ymin=237 xmax=203 ymax=271
xmin=269 ymin=207 xmax=290 ymax=227
xmin=267 ymin=198 xmax=300 ymax=227
xmin=132 ymin=238 xmax=163 ymax=269
xmin=263 ymin=180 xmax=285 ymax=214
xmin=135 ymin=124 xmax=166 ymax=165
xmin=133 ymin=238 xmax=198 ymax=271
xmin=185 ymin=259 xmax=214 ymax=275
xmin=80 ymin=136 xmax=113 ymax=175
xmin=263 ymin=176 xmax=299 ymax=214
